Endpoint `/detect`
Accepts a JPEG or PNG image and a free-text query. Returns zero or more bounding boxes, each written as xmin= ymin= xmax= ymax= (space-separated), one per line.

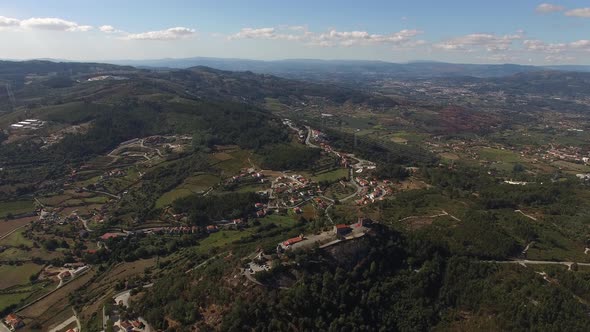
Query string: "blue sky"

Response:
xmin=1 ymin=0 xmax=589 ymax=64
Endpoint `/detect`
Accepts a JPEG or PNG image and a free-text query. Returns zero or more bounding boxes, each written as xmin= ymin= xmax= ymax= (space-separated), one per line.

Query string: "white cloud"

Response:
xmin=570 ymin=39 xmax=590 ymax=50
xmin=288 ymin=25 xmax=307 ymax=31
xmin=124 ymin=27 xmax=196 ymax=40
xmin=228 ymin=26 xmax=424 ymax=48
xmin=20 ymin=17 xmax=92 ymax=32
xmin=434 ymin=32 xmax=523 ymax=52
xmin=523 ymin=39 xmax=590 ymax=57
xmin=99 ymin=25 xmax=118 ymax=33
xmin=535 ymin=3 xmax=565 ymax=13
xmin=523 ymin=39 xmax=567 ymax=53
xmin=0 ymin=16 xmax=20 ymax=27
xmin=545 ymin=55 xmax=576 ymax=62
xmin=477 ymin=54 xmax=521 ymax=63
xmin=312 ymin=29 xmax=423 ymax=47
xmin=565 ymin=8 xmax=590 ymax=17
xmin=229 ymin=27 xmax=279 ymax=40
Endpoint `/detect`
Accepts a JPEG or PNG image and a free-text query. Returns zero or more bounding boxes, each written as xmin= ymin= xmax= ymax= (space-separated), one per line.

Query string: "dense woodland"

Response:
xmin=132 ymin=225 xmax=590 ymax=331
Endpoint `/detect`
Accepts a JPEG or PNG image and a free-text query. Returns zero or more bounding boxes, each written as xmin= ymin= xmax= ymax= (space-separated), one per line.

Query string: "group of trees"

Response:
xmin=259 ymin=144 xmax=322 ymax=170
xmin=131 ymin=224 xmax=590 ymax=331
xmin=173 ymin=192 xmax=265 ymax=224
xmin=321 ymin=127 xmax=437 ymax=167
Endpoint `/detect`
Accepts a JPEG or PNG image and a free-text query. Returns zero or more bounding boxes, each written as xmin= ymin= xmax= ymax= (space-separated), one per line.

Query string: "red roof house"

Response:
xmin=282 ymin=236 xmax=304 ymax=247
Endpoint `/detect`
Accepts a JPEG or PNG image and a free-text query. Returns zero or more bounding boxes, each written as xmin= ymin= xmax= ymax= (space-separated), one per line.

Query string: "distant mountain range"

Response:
xmin=101 ymin=57 xmax=590 ymax=80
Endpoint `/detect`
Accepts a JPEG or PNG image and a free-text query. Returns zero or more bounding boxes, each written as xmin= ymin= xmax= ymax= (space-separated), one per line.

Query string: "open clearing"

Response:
xmin=310 ymin=168 xmax=348 ymax=182
xmin=478 ymin=147 xmax=522 ymax=163
xmin=0 ymin=229 xmax=33 ymax=247
xmin=0 ymin=292 xmax=31 ymax=312
xmin=0 ymin=263 xmax=43 ymax=289
xmin=0 ymin=200 xmax=35 ymax=218
xmin=0 ymin=216 xmax=36 ymax=237
xmin=18 ymin=268 xmax=95 ymax=320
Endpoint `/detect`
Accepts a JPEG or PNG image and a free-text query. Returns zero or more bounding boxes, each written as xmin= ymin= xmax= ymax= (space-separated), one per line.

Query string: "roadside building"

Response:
xmin=334 ymin=224 xmax=352 ymax=237
xmin=100 ymin=232 xmax=125 ymax=241
xmin=3 ymin=314 xmax=24 ymax=331
xmin=282 ymin=235 xmax=304 ymax=248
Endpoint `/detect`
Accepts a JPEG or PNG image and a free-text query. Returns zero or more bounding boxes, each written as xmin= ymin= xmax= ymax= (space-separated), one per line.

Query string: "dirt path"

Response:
xmin=486 ymin=259 xmax=590 ymax=268
xmin=399 ymin=210 xmax=461 ymax=222
xmin=515 ymin=209 xmax=538 ymax=221
xmin=0 ymin=223 xmax=28 ymax=241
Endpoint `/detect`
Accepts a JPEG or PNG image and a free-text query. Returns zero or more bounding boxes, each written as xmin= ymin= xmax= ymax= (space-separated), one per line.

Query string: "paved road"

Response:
xmin=304 ymin=126 xmax=318 ymax=148
xmin=0 ymin=323 xmax=11 ymax=332
xmin=48 ymin=315 xmax=77 ymax=332
xmin=340 ymin=169 xmax=362 ymax=202
xmin=488 ymin=259 xmax=590 ymax=267
xmin=114 ymin=290 xmax=131 ymax=307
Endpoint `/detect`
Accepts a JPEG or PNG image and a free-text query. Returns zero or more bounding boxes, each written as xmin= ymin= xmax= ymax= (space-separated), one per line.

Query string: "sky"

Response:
xmin=1 ymin=0 xmax=590 ymax=65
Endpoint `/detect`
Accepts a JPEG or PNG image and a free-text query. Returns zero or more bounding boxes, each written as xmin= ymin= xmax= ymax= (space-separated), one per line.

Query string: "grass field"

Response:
xmin=155 ymin=173 xmax=221 ymax=208
xmin=155 ymin=188 xmax=193 ymax=208
xmin=81 ymin=196 xmax=109 ymax=204
xmin=478 ymin=147 xmax=522 ymax=163
xmin=0 ymin=216 xmax=35 ymax=237
xmin=440 ymin=152 xmax=460 ymax=161
xmin=390 ymin=131 xmax=429 ymax=144
xmin=213 ymin=149 xmax=251 ymax=175
xmin=183 ymin=174 xmax=220 ymax=192
xmin=264 ymin=97 xmax=288 ymax=112
xmin=19 ymin=268 xmax=95 ymax=320
xmin=195 ymin=215 xmax=297 ymax=254
xmin=310 ymin=168 xmax=348 ymax=182
xmin=0 ymin=200 xmax=35 ymax=218
xmin=551 ymin=160 xmax=590 ymax=173
xmin=0 ymin=263 xmax=42 ymax=289
xmin=324 ymin=183 xmax=356 ymax=200
xmin=0 ymin=292 xmax=31 ymax=312
xmin=0 ymin=229 xmax=34 ymax=247
xmin=0 ymin=247 xmax=31 ymax=261
xmin=38 ymin=195 xmax=72 ymax=206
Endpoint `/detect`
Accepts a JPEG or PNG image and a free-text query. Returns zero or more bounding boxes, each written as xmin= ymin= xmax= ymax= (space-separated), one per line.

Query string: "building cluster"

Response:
xmin=276 ymin=218 xmax=372 ymax=254
xmin=9 ymin=118 xmax=45 ymax=130
xmin=101 ymin=169 xmax=126 ymax=180
xmin=137 ymin=226 xmax=200 ymax=235
xmin=2 ymin=314 xmax=24 ymax=331
xmin=271 ymin=174 xmax=318 ymax=208
xmin=354 ymin=177 xmax=394 ymax=205
xmin=544 ymin=146 xmax=590 ymax=165
xmin=227 ymin=168 xmax=265 ymax=185
xmin=116 ymin=319 xmax=146 ymax=331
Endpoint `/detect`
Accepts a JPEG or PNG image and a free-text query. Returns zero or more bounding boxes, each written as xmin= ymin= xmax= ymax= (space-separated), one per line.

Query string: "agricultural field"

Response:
xmin=0 ymin=200 xmax=35 ymax=218
xmin=478 ymin=147 xmax=523 ymax=163
xmin=0 ymin=229 xmax=34 ymax=247
xmin=310 ymin=168 xmax=348 ymax=182
xmin=19 ymin=269 xmax=96 ymax=327
xmin=0 ymin=216 xmax=36 ymax=236
xmin=155 ymin=173 xmax=221 ymax=208
xmin=0 ymin=263 xmax=43 ymax=289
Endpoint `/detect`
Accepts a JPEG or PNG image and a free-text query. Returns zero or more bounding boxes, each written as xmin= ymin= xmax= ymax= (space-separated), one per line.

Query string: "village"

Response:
xmin=1 ymin=117 xmax=426 ymax=332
